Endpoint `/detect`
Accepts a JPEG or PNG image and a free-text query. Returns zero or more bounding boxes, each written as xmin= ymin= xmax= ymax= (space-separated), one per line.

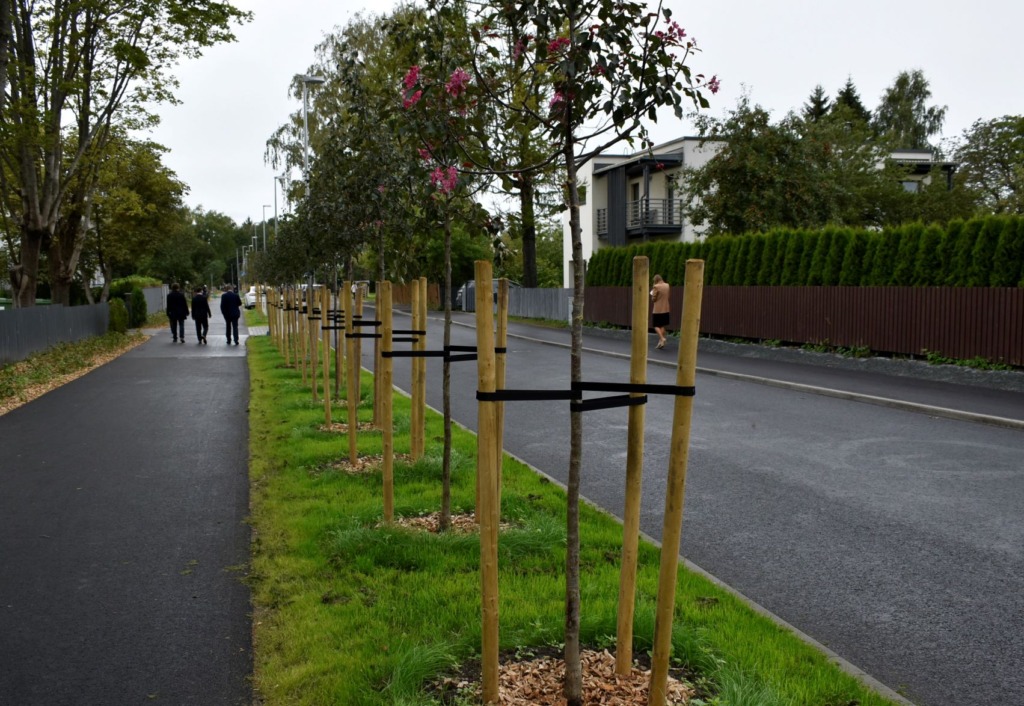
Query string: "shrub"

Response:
xmin=130 ymin=288 xmax=148 ymax=328
xmin=109 ymin=298 xmax=128 ymax=333
xmin=991 ymin=217 xmax=1024 ymax=286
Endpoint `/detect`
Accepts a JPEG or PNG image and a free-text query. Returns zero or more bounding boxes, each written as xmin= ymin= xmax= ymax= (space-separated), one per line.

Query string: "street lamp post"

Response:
xmin=298 ymin=74 xmax=326 ymax=178
xmin=262 ymin=204 xmax=271 ymax=251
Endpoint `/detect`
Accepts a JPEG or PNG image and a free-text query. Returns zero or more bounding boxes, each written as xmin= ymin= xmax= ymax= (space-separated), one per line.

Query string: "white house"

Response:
xmin=561 ymin=138 xmax=956 ymax=287
xmin=560 ymin=137 xmax=722 ymax=287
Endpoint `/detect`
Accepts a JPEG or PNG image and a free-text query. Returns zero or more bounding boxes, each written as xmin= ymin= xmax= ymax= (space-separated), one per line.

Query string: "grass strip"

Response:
xmin=247 ymin=335 xmax=901 ymax=706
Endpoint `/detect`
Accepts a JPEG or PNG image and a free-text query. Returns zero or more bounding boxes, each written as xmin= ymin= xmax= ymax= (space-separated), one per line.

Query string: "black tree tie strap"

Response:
xmin=573 ymin=381 xmax=695 ymax=397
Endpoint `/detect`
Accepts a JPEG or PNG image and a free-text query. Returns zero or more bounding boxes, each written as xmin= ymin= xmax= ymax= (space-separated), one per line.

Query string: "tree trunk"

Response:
xmin=440 ymin=209 xmax=452 ymax=531
xmin=520 ymin=176 xmax=538 ymax=288
xmin=49 ymin=211 xmax=86 ymax=306
xmin=14 ymin=225 xmax=47 ymax=307
xmin=0 ymin=0 xmax=10 ymax=116
xmin=563 ymin=140 xmax=584 ymax=706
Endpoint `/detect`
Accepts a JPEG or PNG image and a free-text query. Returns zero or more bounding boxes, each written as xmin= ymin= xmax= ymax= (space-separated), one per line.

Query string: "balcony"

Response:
xmin=627 ymin=198 xmax=684 ymax=237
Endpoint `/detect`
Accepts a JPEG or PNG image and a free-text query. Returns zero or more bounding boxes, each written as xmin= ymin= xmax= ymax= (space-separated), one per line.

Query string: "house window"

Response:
xmin=901 ymin=180 xmax=921 ymax=193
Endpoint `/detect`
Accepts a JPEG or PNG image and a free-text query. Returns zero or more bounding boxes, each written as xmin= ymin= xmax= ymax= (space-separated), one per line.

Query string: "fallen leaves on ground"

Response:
xmin=318 ymin=421 xmax=379 ymax=434
xmin=324 ymin=453 xmax=413 ymax=475
xmin=440 ymin=649 xmax=693 ymax=705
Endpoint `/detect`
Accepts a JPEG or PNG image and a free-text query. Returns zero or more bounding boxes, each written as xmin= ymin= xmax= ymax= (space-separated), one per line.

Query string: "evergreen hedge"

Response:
xmin=585 ymin=215 xmax=1024 ymax=288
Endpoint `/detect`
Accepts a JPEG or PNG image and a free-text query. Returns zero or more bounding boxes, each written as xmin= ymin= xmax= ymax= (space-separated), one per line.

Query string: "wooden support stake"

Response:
xmin=322 ymin=285 xmax=332 ymax=425
xmin=283 ymin=289 xmax=292 ymax=368
xmin=309 ymin=286 xmax=319 ymax=402
xmin=345 ymin=280 xmax=359 ymax=464
xmin=413 ymin=277 xmax=428 ymax=459
xmin=410 ymin=279 xmax=422 ymax=459
xmin=474 ymin=261 xmax=500 ymax=706
xmin=616 ymin=256 xmax=650 ymax=675
xmin=495 ymin=278 xmax=508 ymax=512
xmin=299 ymin=287 xmax=308 ymax=385
xmin=381 ymin=281 xmax=394 ymax=524
xmin=648 ymin=259 xmax=704 ymax=706
xmin=373 ymin=280 xmax=382 ymax=427
xmin=335 ymin=284 xmax=343 ymax=397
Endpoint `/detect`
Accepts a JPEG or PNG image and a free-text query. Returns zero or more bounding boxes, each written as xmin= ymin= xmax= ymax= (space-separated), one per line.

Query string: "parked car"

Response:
xmin=454 ymin=279 xmax=520 ymax=311
xmin=244 ymin=286 xmax=257 ymax=309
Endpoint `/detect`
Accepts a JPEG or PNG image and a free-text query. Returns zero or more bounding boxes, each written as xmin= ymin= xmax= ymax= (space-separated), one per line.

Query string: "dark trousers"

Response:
xmin=169 ymin=317 xmax=185 ymax=340
xmin=225 ymin=317 xmax=239 ymax=343
xmin=194 ymin=318 xmax=209 ymax=341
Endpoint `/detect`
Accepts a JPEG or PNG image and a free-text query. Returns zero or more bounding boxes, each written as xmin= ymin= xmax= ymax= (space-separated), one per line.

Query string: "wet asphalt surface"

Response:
xmin=367 ymin=306 xmax=1024 ymax=706
xmin=0 ymin=316 xmax=252 ymax=705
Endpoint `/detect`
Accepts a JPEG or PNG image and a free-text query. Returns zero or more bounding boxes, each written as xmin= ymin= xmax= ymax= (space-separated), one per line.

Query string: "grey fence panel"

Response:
xmin=0 ymin=303 xmax=110 ymax=366
xmin=508 ymin=288 xmax=572 ymax=322
xmin=143 ymin=286 xmax=167 ymax=314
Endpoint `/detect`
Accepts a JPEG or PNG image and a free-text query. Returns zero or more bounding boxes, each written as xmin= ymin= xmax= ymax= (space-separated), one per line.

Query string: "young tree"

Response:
xmin=427 ymin=2 xmax=717 ymax=701
xmin=872 ymin=69 xmax=947 ymax=150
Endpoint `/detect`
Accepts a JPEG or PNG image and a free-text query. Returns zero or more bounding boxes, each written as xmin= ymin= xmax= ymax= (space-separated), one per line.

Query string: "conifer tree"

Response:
xmin=781 ymin=232 xmax=804 ymax=285
xmin=969 ymin=217 xmax=1003 ymax=286
xmin=832 ymin=77 xmax=872 ymax=124
xmin=891 ymin=223 xmax=923 ymax=285
xmin=824 ymin=228 xmax=850 ymax=285
xmin=802 ymin=85 xmax=831 ymax=122
xmin=990 ymin=217 xmax=1024 ymax=286
xmin=839 ymin=230 xmax=869 ymax=285
xmin=807 ymin=229 xmax=834 ymax=285
xmin=914 ymin=224 xmax=944 ymax=286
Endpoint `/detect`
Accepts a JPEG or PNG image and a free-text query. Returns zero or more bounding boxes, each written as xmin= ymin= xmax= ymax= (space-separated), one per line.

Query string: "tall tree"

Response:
xmin=802 ymin=84 xmax=830 ymax=122
xmin=684 ymin=99 xmax=897 ymax=234
xmin=832 ymin=76 xmax=872 ymax=124
xmin=953 ymin=115 xmax=1024 ymax=214
xmin=872 ymin=69 xmax=947 ymax=149
xmin=1 ymin=0 xmax=250 ymax=306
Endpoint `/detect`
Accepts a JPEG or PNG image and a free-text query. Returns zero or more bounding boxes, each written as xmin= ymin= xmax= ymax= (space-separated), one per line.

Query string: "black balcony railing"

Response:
xmin=627 ymin=198 xmax=684 ymax=228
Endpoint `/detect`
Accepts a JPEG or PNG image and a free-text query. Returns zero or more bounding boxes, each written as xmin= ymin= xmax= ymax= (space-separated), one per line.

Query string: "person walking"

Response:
xmin=166 ymin=283 xmax=189 ymax=343
xmin=650 ymin=274 xmax=670 ymax=349
xmin=191 ymin=287 xmax=212 ymax=344
xmin=220 ymin=286 xmax=243 ymax=345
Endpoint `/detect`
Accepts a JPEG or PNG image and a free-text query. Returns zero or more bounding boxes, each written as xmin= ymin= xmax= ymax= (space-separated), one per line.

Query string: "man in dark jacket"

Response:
xmin=191 ymin=287 xmax=212 ymax=344
xmin=166 ymin=283 xmax=189 ymax=343
xmin=220 ymin=286 xmax=243 ymax=345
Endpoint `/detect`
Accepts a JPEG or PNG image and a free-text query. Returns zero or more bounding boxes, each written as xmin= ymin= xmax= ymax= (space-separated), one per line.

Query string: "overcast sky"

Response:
xmin=148 ymin=0 xmax=1024 ymax=226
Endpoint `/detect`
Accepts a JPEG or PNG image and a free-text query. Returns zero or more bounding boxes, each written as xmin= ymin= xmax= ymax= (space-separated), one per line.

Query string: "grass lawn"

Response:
xmin=246 ymin=334 xmax=901 ymax=705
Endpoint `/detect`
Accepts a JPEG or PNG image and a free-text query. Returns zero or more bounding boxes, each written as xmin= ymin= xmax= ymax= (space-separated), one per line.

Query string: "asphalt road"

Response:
xmin=0 ymin=316 xmax=252 ymax=705
xmin=367 ymin=307 xmax=1024 ymax=706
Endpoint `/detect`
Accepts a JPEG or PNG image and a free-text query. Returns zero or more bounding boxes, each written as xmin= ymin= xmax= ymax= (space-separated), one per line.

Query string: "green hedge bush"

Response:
xmin=109 ymin=298 xmax=128 ymax=333
xmin=586 ymin=215 xmax=1024 ymax=287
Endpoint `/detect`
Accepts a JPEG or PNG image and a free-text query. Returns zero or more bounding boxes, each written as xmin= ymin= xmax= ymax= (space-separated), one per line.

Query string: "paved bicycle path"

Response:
xmin=0 ymin=316 xmax=253 ymax=705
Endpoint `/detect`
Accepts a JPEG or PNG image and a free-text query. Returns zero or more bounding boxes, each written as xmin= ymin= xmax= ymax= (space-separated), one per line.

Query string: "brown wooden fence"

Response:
xmin=584 ymin=286 xmax=1024 ymax=367
xmin=392 ymin=282 xmax=441 ymax=309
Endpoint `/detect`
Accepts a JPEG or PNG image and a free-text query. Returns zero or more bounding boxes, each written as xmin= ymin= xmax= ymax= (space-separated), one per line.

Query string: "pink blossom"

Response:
xmin=430 ymin=166 xmax=459 ymax=194
xmin=377 ymin=184 xmax=387 ymax=193
xmin=403 ymin=65 xmax=420 ymax=90
xmin=547 ymin=37 xmax=570 ymax=53
xmin=403 ymin=89 xmax=423 ymax=109
xmin=445 ymin=68 xmax=471 ymax=97
xmin=549 ymin=90 xmax=566 ymax=111
xmin=707 ymin=75 xmax=721 ymax=94
xmin=417 ymin=147 xmax=432 ymax=161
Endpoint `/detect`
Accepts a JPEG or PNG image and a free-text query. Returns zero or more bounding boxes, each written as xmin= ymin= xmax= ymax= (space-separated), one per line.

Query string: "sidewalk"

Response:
xmin=0 ymin=316 xmax=253 ymax=705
